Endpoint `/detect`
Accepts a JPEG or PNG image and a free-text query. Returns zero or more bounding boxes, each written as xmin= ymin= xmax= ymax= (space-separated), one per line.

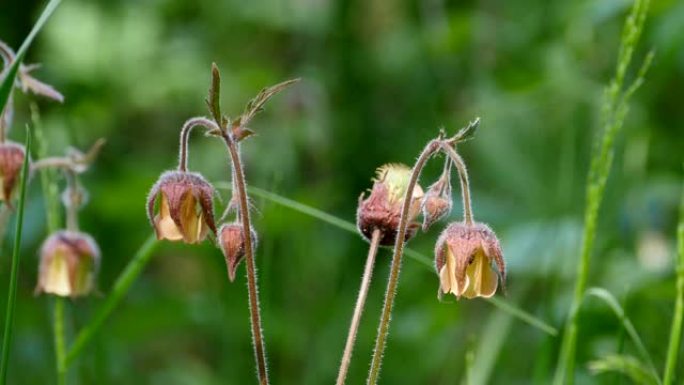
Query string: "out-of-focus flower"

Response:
xmin=218 ymin=223 xmax=257 ymax=282
xmin=357 ymin=163 xmax=424 ymax=246
xmin=35 ymin=230 xmax=100 ymax=297
xmin=0 ymin=141 xmax=28 ymax=204
xmin=435 ymin=222 xmax=505 ymax=299
xmin=146 ymin=171 xmax=217 ymax=244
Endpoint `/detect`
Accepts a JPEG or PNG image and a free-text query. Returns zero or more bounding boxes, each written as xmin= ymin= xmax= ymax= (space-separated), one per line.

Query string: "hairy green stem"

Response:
xmin=0 ymin=128 xmax=31 ymax=385
xmin=337 ymin=228 xmax=381 ymax=385
xmin=221 ymin=133 xmax=270 ymax=385
xmin=65 ymin=235 xmax=158 ymax=366
xmin=663 ymin=186 xmax=684 ymax=384
xmin=367 ymin=140 xmax=440 ymax=385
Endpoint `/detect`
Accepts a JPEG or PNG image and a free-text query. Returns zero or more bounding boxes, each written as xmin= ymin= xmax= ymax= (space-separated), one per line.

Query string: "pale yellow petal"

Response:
xmin=439 ymin=265 xmax=451 ymax=294
xmin=463 ymin=251 xmax=498 ymax=299
xmin=43 ymin=253 xmax=71 ymax=296
xmin=180 ymin=193 xmax=201 ymax=243
xmin=155 ymin=194 xmax=183 ymax=241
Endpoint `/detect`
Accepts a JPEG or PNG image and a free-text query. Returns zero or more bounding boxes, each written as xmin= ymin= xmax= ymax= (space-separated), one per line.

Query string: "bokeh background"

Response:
xmin=1 ymin=0 xmax=683 ymax=383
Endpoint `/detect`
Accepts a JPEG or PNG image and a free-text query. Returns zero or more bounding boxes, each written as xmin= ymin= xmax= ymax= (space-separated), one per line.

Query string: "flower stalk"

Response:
xmin=367 ymin=139 xmax=440 ymax=384
xmin=367 ymin=118 xmax=481 ymax=384
xmin=336 ymin=228 xmax=381 ymax=385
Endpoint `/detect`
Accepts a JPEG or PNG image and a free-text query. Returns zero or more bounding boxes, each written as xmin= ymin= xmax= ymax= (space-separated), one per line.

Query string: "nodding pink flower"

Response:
xmin=0 ymin=141 xmax=28 ymax=205
xmin=218 ymin=223 xmax=257 ymax=282
xmin=146 ymin=171 xmax=217 ymax=244
xmin=35 ymin=230 xmax=100 ymax=298
xmin=357 ymin=163 xmax=424 ymax=246
xmin=435 ymin=222 xmax=505 ymax=299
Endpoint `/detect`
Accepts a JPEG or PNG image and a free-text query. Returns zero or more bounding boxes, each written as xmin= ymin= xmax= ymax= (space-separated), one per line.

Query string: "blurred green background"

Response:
xmin=1 ymin=0 xmax=683 ymax=383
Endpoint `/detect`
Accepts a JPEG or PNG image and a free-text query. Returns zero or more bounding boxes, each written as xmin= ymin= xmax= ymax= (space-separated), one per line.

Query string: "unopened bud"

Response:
xmin=422 ymin=173 xmax=452 ymax=231
xmin=218 ymin=223 xmax=257 ymax=282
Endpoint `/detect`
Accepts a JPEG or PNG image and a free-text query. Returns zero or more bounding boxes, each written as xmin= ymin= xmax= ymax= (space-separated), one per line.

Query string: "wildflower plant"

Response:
xmin=362 ymin=118 xmax=509 ymax=385
xmin=145 ymin=63 xmax=298 ymax=385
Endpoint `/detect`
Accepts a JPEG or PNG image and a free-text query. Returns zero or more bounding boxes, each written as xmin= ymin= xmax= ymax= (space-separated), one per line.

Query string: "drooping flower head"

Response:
xmin=435 ymin=222 xmax=505 ymax=299
xmin=218 ymin=222 xmax=258 ymax=282
xmin=0 ymin=141 xmax=28 ymax=205
xmin=147 ymin=170 xmax=217 ymax=244
xmin=357 ymin=163 xmax=424 ymax=246
xmin=35 ymin=230 xmax=100 ymax=297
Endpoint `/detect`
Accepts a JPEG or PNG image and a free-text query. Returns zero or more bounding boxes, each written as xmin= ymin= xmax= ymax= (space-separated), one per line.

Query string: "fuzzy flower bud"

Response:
xmin=357 ymin=163 xmax=424 ymax=246
xmin=218 ymin=223 xmax=258 ymax=282
xmin=35 ymin=230 xmax=100 ymax=297
xmin=422 ymin=174 xmax=452 ymax=231
xmin=147 ymin=171 xmax=217 ymax=244
xmin=0 ymin=141 xmax=28 ymax=205
xmin=434 ymin=222 xmax=505 ymax=299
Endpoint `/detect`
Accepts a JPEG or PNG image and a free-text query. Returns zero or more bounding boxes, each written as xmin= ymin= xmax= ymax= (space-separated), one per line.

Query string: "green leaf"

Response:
xmin=239 ymin=78 xmax=300 ymax=128
xmin=0 ymin=0 xmax=62 ymax=117
xmin=449 ymin=117 xmax=480 ymax=144
xmin=588 ymin=354 xmax=659 ymax=385
xmin=205 ymin=63 xmax=222 ymax=126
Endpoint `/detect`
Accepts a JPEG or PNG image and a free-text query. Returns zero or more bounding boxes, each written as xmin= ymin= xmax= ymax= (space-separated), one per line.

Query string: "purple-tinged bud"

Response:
xmin=357 ymin=163 xmax=424 ymax=246
xmin=421 ymin=176 xmax=452 ymax=232
xmin=0 ymin=141 xmax=28 ymax=205
xmin=218 ymin=223 xmax=257 ymax=282
xmin=434 ymin=222 xmax=505 ymax=299
xmin=35 ymin=230 xmax=100 ymax=298
xmin=146 ymin=171 xmax=217 ymax=244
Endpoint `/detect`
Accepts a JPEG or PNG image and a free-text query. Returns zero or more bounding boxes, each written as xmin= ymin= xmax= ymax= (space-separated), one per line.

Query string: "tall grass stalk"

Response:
xmin=663 ymin=185 xmax=684 ymax=384
xmin=0 ymin=128 xmax=31 ymax=385
xmin=553 ymin=0 xmax=652 ymax=383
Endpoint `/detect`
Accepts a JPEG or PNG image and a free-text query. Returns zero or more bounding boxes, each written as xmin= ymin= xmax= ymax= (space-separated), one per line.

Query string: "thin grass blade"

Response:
xmin=0 ymin=127 xmax=32 ymax=384
xmin=585 ymin=287 xmax=660 ymax=384
xmin=0 ymin=0 xmax=62 ymax=114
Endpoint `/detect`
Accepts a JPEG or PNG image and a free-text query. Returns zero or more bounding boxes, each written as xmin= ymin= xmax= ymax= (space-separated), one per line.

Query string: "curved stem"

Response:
xmin=221 ymin=132 xmax=270 ymax=385
xmin=178 ymin=117 xmax=219 ymax=172
xmin=53 ymin=298 xmax=66 ymax=385
xmin=439 ymin=142 xmax=474 ymax=226
xmin=367 ymin=140 xmax=440 ymax=385
xmin=336 ymin=228 xmax=381 ymax=385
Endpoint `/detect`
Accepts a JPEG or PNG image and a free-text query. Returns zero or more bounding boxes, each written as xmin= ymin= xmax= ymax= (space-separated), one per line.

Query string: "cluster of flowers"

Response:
xmin=146 ymin=169 xmax=251 ymax=281
xmin=357 ymin=160 xmax=505 ymax=299
xmin=1 ymin=40 xmax=102 ymax=299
